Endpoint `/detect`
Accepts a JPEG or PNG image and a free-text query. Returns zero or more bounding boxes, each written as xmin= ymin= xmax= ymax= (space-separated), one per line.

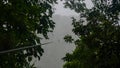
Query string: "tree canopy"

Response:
xmin=0 ymin=0 xmax=57 ymax=68
xmin=63 ymin=0 xmax=120 ymax=68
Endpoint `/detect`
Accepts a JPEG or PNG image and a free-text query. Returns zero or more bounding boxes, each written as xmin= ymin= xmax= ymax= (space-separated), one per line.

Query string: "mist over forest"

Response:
xmin=35 ymin=14 xmax=78 ymax=68
xmin=1 ymin=0 xmax=120 ymax=68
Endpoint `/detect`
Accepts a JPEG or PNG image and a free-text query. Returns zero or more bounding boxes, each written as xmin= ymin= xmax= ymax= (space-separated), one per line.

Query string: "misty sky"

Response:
xmin=54 ymin=0 xmax=78 ymax=16
xmin=37 ymin=0 xmax=93 ymax=68
xmin=54 ymin=0 xmax=93 ymax=16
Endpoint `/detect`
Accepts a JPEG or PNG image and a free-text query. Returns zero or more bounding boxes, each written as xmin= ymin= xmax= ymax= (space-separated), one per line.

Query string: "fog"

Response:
xmin=34 ymin=0 xmax=80 ymax=68
xmin=34 ymin=15 xmax=79 ymax=68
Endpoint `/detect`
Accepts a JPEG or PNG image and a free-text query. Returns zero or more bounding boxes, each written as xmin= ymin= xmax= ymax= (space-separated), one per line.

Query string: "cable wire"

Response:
xmin=0 ymin=42 xmax=52 ymax=54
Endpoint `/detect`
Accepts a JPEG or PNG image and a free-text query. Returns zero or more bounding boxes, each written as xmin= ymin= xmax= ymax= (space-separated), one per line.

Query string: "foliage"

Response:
xmin=64 ymin=34 xmax=74 ymax=43
xmin=0 ymin=0 xmax=57 ymax=68
xmin=63 ymin=0 xmax=120 ymax=68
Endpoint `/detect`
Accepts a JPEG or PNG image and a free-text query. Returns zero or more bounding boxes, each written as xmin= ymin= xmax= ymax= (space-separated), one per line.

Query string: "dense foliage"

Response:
xmin=63 ymin=0 xmax=120 ymax=68
xmin=0 ymin=0 xmax=57 ymax=68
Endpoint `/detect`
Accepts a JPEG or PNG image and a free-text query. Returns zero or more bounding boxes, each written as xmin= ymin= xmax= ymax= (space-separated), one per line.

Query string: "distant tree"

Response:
xmin=63 ymin=0 xmax=120 ymax=68
xmin=0 ymin=0 xmax=57 ymax=68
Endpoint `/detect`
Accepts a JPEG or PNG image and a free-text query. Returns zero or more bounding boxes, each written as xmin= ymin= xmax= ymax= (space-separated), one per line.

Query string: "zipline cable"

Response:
xmin=0 ymin=42 xmax=52 ymax=54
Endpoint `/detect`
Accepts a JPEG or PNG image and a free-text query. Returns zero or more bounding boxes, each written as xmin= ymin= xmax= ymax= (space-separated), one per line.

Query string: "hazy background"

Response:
xmin=35 ymin=14 xmax=78 ymax=68
xmin=34 ymin=0 xmax=86 ymax=68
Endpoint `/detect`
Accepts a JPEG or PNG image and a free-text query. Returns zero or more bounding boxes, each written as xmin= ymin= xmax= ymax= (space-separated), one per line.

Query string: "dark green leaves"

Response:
xmin=64 ymin=35 xmax=74 ymax=43
xmin=63 ymin=0 xmax=120 ymax=68
xmin=0 ymin=0 xmax=56 ymax=68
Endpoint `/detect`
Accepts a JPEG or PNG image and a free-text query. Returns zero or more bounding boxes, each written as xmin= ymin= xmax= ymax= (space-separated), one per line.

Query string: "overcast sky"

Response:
xmin=53 ymin=0 xmax=93 ymax=16
xmin=37 ymin=0 xmax=93 ymax=68
xmin=54 ymin=0 xmax=78 ymax=16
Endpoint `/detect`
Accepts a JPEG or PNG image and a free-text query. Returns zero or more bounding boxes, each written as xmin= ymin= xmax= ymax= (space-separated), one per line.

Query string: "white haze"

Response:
xmin=35 ymin=0 xmax=93 ymax=68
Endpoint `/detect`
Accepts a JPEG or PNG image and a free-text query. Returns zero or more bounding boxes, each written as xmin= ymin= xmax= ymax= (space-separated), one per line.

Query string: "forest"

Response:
xmin=0 ymin=0 xmax=120 ymax=68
